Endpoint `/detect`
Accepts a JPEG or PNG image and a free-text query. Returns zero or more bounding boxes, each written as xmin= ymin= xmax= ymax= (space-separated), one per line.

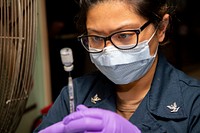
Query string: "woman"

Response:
xmin=34 ymin=0 xmax=200 ymax=132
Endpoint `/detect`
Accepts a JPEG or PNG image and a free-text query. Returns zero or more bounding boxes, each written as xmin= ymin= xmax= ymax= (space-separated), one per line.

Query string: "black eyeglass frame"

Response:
xmin=78 ymin=21 xmax=151 ymax=53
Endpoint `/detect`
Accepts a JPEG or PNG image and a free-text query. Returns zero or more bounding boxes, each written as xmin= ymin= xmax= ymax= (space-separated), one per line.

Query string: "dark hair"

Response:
xmin=75 ymin=0 xmax=178 ymax=34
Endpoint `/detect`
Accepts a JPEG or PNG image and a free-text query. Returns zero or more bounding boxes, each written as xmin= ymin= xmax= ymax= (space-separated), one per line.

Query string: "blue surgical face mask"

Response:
xmin=90 ymin=30 xmax=158 ymax=84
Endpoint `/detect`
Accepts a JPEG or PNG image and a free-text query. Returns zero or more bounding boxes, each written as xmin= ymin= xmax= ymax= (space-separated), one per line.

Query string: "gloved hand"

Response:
xmin=39 ymin=104 xmax=141 ymax=133
xmin=38 ymin=105 xmax=89 ymax=133
xmin=38 ymin=121 xmax=65 ymax=133
xmin=63 ymin=104 xmax=141 ymax=133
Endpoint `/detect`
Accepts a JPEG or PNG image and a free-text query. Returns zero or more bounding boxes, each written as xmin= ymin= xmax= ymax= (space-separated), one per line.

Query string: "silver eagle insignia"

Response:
xmin=167 ymin=102 xmax=180 ymax=113
xmin=91 ymin=94 xmax=101 ymax=104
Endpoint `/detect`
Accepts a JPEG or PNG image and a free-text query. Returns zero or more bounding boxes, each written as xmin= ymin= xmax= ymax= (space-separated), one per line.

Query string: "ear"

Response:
xmin=157 ymin=14 xmax=169 ymax=42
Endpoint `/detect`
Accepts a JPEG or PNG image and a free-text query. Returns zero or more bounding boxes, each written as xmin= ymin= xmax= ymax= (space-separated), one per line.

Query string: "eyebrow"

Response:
xmin=87 ymin=23 xmax=141 ymax=35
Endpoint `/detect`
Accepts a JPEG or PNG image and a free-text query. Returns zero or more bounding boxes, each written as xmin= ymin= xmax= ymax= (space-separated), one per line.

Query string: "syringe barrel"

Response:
xmin=68 ymin=76 xmax=75 ymax=113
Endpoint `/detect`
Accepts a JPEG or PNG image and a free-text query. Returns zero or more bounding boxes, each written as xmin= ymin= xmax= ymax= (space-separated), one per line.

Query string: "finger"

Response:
xmin=39 ymin=122 xmax=64 ymax=133
xmin=64 ymin=117 xmax=103 ymax=133
xmin=76 ymin=104 xmax=88 ymax=111
xmin=63 ymin=108 xmax=103 ymax=124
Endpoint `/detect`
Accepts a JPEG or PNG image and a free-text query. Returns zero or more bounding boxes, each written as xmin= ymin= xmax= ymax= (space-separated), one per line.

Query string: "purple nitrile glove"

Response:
xmin=38 ymin=104 xmax=141 ymax=133
xmin=37 ymin=105 xmax=88 ymax=133
xmin=62 ymin=104 xmax=141 ymax=133
xmin=38 ymin=121 xmax=64 ymax=133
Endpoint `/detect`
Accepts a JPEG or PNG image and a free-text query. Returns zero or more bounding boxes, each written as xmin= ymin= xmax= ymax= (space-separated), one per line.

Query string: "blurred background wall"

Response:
xmin=15 ymin=0 xmax=52 ymax=132
xmin=15 ymin=0 xmax=200 ymax=132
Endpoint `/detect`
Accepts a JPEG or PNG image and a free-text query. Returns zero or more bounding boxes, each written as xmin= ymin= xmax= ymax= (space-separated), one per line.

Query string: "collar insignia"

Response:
xmin=91 ymin=94 xmax=101 ymax=104
xmin=167 ymin=102 xmax=180 ymax=113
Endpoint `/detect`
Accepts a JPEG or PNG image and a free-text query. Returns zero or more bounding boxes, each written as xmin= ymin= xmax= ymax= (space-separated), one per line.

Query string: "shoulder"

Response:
xmin=175 ymin=70 xmax=200 ymax=131
xmin=177 ymin=69 xmax=200 ymax=91
xmin=175 ymin=69 xmax=200 ymax=108
xmin=73 ymin=70 xmax=108 ymax=93
xmin=164 ymin=60 xmax=200 ymax=116
xmin=156 ymin=53 xmax=200 ymax=92
xmin=71 ymin=71 xmax=114 ymax=105
xmin=149 ymin=55 xmax=200 ymax=127
xmin=74 ymin=71 xmax=105 ymax=85
xmin=151 ymin=53 xmax=200 ymax=111
xmin=168 ymin=63 xmax=200 ymax=95
xmin=167 ymin=61 xmax=200 ymax=101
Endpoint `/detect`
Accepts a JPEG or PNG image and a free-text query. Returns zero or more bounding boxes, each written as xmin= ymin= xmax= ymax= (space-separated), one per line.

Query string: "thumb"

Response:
xmin=62 ymin=105 xmax=88 ymax=125
xmin=76 ymin=104 xmax=88 ymax=111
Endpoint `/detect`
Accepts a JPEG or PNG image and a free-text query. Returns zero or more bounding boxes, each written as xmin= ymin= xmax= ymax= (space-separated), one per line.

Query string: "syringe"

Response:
xmin=60 ymin=47 xmax=75 ymax=113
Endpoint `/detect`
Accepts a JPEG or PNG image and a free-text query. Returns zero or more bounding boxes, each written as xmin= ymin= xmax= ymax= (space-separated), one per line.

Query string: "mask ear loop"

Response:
xmin=147 ymin=27 xmax=158 ymax=44
xmin=147 ymin=28 xmax=159 ymax=57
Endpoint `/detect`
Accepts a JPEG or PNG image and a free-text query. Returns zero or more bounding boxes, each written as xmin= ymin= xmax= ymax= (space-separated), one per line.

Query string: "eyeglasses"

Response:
xmin=78 ymin=21 xmax=151 ymax=53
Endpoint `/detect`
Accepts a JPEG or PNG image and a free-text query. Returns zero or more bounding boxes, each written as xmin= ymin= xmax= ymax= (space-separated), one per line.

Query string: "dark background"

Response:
xmin=46 ymin=0 xmax=85 ymax=101
xmin=45 ymin=0 xmax=200 ymax=101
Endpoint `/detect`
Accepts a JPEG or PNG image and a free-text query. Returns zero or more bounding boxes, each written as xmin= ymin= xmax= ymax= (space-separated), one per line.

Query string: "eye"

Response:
xmin=114 ymin=31 xmax=136 ymax=42
xmin=112 ymin=31 xmax=137 ymax=45
xmin=117 ymin=32 xmax=135 ymax=39
xmin=92 ymin=36 xmax=103 ymax=42
xmin=88 ymin=36 xmax=104 ymax=48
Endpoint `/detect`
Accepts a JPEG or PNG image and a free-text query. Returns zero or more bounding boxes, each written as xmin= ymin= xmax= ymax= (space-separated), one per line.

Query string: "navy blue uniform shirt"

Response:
xmin=34 ymin=54 xmax=200 ymax=133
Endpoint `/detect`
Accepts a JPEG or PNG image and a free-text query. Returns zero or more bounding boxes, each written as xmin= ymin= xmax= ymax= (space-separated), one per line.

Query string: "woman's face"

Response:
xmin=86 ymin=1 xmax=164 ymax=55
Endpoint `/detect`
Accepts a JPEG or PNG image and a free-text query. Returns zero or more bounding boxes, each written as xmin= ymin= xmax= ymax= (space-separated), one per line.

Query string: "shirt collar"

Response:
xmin=83 ymin=53 xmax=188 ymax=119
xmin=83 ymin=74 xmax=116 ymax=111
xmin=147 ymin=53 xmax=187 ymax=119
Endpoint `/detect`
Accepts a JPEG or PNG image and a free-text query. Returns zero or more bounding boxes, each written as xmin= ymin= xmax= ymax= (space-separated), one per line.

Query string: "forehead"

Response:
xmin=86 ymin=1 xmax=146 ymax=34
